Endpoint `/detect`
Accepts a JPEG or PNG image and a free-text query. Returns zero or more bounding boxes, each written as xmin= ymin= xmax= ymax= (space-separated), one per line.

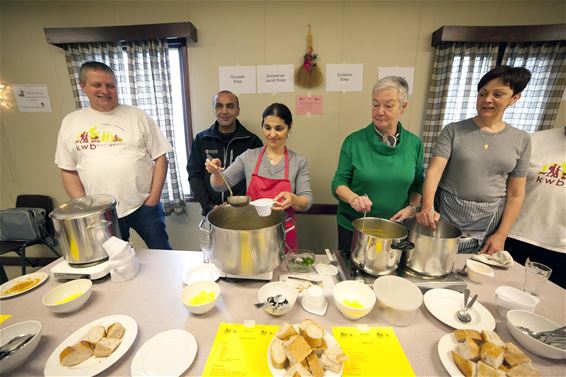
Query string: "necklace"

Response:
xmin=480 ymin=129 xmax=489 ymax=150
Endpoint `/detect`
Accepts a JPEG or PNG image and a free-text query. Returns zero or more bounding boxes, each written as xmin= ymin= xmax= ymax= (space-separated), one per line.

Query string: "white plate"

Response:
xmin=437 ymin=333 xmax=463 ymax=377
xmin=0 ymin=271 xmax=48 ymax=299
xmin=472 ymin=253 xmax=514 ymax=268
xmin=424 ymin=288 xmax=495 ymax=331
xmin=314 ymin=263 xmax=339 ymax=276
xmin=44 ymin=314 xmax=138 ymax=377
xmin=267 ymin=324 xmax=343 ymax=376
xmin=279 ymin=274 xmax=335 ymax=297
xmin=183 ymin=263 xmax=220 ymax=284
xmin=130 ymin=329 xmax=197 ymax=377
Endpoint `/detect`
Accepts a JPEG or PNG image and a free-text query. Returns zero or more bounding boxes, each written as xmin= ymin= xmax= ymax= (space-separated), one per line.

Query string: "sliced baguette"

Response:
xmin=457 ymin=337 xmax=480 ymax=361
xmin=477 ymin=360 xmax=506 ymax=377
xmin=452 ymin=350 xmax=477 ymax=377
xmin=284 ymin=335 xmax=312 ymax=364
xmin=306 ymin=352 xmax=324 ymax=377
xmin=83 ymin=325 xmax=106 ymax=344
xmin=60 ymin=341 xmax=94 ymax=366
xmin=276 ymin=322 xmax=299 ymax=341
xmin=303 ymin=323 xmax=324 ymax=349
xmin=93 ymin=337 xmax=121 ymax=357
xmin=506 ymin=363 xmax=542 ymax=377
xmin=106 ymin=322 xmax=125 ymax=339
xmin=299 ymin=319 xmax=315 ymax=337
xmin=454 ymin=329 xmax=483 ymax=343
xmin=480 ymin=342 xmax=505 ymax=369
xmin=504 ymin=342 xmax=531 ymax=367
xmin=481 ymin=330 xmax=505 ymax=348
xmin=270 ymin=339 xmax=287 ymax=370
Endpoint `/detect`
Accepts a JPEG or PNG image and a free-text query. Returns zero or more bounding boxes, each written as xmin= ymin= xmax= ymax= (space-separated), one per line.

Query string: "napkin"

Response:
xmin=483 ymin=250 xmax=513 ymax=265
xmin=103 ymin=236 xmax=139 ymax=282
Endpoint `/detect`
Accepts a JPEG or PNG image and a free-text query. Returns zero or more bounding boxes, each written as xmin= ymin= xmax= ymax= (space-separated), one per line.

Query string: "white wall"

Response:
xmin=1 ymin=0 xmax=564 ymax=256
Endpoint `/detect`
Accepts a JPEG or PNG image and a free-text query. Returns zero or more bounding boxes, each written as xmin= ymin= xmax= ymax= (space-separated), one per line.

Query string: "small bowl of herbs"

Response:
xmin=287 ymin=250 xmax=316 ymax=273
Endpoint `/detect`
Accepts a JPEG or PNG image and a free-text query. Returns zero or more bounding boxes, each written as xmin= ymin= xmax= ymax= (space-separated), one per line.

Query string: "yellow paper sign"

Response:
xmin=0 ymin=314 xmax=12 ymax=324
xmin=333 ymin=326 xmax=415 ymax=377
xmin=202 ymin=323 xmax=278 ymax=377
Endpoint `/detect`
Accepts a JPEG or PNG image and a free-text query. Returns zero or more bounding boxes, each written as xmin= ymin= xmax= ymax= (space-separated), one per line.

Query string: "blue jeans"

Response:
xmin=118 ymin=203 xmax=172 ymax=250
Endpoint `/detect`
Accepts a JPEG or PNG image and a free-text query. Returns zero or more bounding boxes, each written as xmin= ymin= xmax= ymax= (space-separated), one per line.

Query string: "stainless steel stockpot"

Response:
xmin=401 ymin=217 xmax=470 ymax=277
xmin=351 ymin=218 xmax=414 ymax=276
xmin=200 ymin=205 xmax=290 ymax=276
xmin=50 ymin=194 xmax=120 ymax=266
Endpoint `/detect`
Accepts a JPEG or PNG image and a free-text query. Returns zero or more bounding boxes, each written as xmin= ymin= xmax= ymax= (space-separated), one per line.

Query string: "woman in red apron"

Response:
xmin=205 ymin=103 xmax=313 ymax=252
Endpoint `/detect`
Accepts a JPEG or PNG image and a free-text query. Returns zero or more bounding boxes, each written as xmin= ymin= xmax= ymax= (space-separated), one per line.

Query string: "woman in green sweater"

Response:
xmin=331 ymin=76 xmax=424 ymax=259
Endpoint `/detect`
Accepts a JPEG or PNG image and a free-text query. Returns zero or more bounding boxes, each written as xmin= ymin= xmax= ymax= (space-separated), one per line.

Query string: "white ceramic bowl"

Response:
xmin=0 ymin=320 xmax=42 ymax=374
xmin=181 ymin=280 xmax=220 ymax=315
xmin=506 ymin=309 xmax=566 ymax=359
xmin=42 ymin=279 xmax=93 ymax=314
xmin=333 ymin=280 xmax=376 ymax=320
xmin=250 ymin=198 xmax=274 ymax=217
xmin=257 ymin=282 xmax=298 ymax=316
xmin=466 ymin=259 xmax=494 ymax=283
xmin=373 ymin=275 xmax=423 ymax=326
xmin=495 ymin=285 xmax=539 ymax=318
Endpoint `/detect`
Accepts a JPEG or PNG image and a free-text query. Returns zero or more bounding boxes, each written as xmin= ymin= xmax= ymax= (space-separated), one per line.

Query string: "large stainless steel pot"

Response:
xmin=50 ymin=194 xmax=121 ymax=266
xmin=401 ymin=217 xmax=471 ymax=277
xmin=351 ymin=218 xmax=414 ymax=276
xmin=199 ymin=205 xmax=291 ymax=276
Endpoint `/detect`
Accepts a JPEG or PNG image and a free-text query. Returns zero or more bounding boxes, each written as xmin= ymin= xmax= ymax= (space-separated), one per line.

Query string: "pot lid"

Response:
xmin=50 ymin=194 xmax=117 ymax=219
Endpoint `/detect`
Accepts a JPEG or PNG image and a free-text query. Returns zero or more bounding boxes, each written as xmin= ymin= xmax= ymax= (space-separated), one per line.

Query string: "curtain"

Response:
xmin=421 ymin=43 xmax=499 ymax=166
xmin=502 ymin=42 xmax=566 ymax=132
xmin=63 ymin=40 xmax=186 ymax=215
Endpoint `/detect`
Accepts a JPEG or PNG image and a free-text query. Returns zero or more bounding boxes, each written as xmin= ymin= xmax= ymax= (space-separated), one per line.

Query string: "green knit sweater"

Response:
xmin=331 ymin=123 xmax=424 ymax=231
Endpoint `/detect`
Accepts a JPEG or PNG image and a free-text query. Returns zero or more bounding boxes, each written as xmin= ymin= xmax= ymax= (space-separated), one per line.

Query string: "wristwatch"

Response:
xmin=408 ymin=203 xmax=418 ymax=215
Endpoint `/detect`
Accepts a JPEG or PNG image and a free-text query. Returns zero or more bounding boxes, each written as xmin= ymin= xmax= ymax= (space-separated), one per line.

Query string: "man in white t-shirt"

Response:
xmin=55 ymin=61 xmax=173 ymax=249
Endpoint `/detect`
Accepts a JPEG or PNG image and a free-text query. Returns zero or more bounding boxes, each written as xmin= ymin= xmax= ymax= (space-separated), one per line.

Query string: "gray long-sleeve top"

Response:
xmin=210 ymin=147 xmax=313 ymax=211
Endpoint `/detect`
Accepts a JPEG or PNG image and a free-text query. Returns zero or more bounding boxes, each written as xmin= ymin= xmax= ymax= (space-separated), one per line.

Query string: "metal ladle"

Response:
xmin=456 ymin=289 xmax=478 ymax=323
xmin=206 ymin=153 xmax=250 ymax=207
xmin=0 ymin=333 xmax=33 ymax=360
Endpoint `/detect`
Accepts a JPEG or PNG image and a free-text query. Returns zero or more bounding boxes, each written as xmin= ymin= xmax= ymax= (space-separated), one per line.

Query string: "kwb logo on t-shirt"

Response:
xmin=75 ymin=127 xmax=124 ymax=151
xmin=536 ymin=162 xmax=565 ymax=187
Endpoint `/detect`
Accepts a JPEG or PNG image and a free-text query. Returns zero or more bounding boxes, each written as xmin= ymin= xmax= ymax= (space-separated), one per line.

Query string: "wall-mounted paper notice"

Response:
xmin=378 ymin=67 xmax=415 ymax=95
xmin=257 ymin=65 xmax=294 ymax=93
xmin=219 ymin=66 xmax=257 ymax=94
xmin=296 ymin=95 xmax=323 ymax=115
xmin=13 ymin=85 xmax=52 ymax=112
xmin=326 ymin=64 xmax=363 ymax=92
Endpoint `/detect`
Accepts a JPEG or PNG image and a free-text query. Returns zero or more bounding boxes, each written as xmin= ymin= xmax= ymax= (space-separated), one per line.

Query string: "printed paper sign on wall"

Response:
xmin=13 ymin=85 xmax=52 ymax=112
xmin=219 ymin=66 xmax=257 ymax=94
xmin=296 ymin=95 xmax=323 ymax=115
xmin=257 ymin=65 xmax=294 ymax=93
xmin=326 ymin=64 xmax=363 ymax=92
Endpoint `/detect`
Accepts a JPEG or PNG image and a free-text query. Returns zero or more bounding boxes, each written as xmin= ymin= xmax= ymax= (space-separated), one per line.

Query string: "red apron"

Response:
xmin=247 ymin=146 xmax=297 ymax=252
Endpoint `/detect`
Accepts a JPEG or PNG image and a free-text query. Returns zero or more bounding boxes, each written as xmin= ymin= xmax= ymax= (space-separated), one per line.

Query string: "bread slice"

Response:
xmin=285 ymin=363 xmax=313 ymax=377
xmin=481 ymin=330 xmax=505 ymax=348
xmin=477 ymin=361 xmax=506 ymax=377
xmin=306 ymin=352 xmax=324 ymax=377
xmin=93 ymin=337 xmax=121 ymax=357
xmin=451 ymin=351 xmax=476 ymax=377
xmin=60 ymin=341 xmax=94 ymax=366
xmin=83 ymin=325 xmax=106 ymax=344
xmin=319 ymin=344 xmax=347 ymax=373
xmin=480 ymin=342 xmax=505 ymax=369
xmin=284 ymin=335 xmax=312 ymax=364
xmin=454 ymin=329 xmax=483 ymax=343
xmin=504 ymin=342 xmax=531 ymax=367
xmin=299 ymin=319 xmax=315 ymax=337
xmin=303 ymin=322 xmax=324 ymax=349
xmin=106 ymin=323 xmax=125 ymax=339
xmin=457 ymin=337 xmax=480 ymax=361
xmin=276 ymin=322 xmax=299 ymax=341
xmin=270 ymin=339 xmax=287 ymax=370
xmin=312 ymin=337 xmax=328 ymax=353
xmin=506 ymin=363 xmax=541 ymax=377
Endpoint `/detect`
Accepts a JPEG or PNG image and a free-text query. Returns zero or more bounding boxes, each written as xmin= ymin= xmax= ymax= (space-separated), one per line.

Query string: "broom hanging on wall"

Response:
xmin=295 ymin=24 xmax=323 ymax=89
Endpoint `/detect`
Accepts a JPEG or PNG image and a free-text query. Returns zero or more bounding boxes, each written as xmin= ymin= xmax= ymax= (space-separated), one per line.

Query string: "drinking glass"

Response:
xmin=200 ymin=233 xmax=212 ymax=264
xmin=522 ymin=258 xmax=552 ymax=296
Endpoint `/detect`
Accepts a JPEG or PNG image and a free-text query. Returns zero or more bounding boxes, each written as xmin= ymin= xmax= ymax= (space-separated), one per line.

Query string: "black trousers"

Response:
xmin=337 ymin=225 xmax=353 ymax=259
xmin=505 ymin=238 xmax=566 ymax=290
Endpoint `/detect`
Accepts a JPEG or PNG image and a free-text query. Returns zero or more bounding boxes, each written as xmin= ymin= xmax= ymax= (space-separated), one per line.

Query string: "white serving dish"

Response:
xmin=465 ymin=259 xmax=494 ymax=283
xmin=0 ymin=320 xmax=42 ymax=374
xmin=495 ymin=285 xmax=539 ymax=318
xmin=257 ymin=281 xmax=297 ymax=316
xmin=373 ymin=275 xmax=423 ymax=326
xmin=333 ymin=280 xmax=376 ymax=320
xmin=506 ymin=309 xmax=566 ymax=360
xmin=181 ymin=280 xmax=220 ymax=315
xmin=42 ymin=279 xmax=93 ymax=314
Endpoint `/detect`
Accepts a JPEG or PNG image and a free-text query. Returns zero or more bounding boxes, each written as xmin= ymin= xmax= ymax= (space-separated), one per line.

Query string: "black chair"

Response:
xmin=0 ymin=195 xmax=60 ymax=283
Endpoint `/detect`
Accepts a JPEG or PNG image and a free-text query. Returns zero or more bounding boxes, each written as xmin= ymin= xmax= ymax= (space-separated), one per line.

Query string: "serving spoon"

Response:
xmin=0 ymin=333 xmax=33 ymax=360
xmin=254 ymin=294 xmax=285 ymax=309
xmin=456 ymin=291 xmax=478 ymax=323
xmin=206 ymin=153 xmax=250 ymax=207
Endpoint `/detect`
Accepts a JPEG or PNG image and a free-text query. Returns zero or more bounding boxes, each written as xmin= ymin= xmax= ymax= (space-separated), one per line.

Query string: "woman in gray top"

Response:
xmin=205 ymin=103 xmax=312 ymax=251
xmin=417 ymin=66 xmax=532 ymax=254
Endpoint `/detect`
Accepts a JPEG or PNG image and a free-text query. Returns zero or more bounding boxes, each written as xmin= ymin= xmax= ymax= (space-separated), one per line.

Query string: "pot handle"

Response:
xmin=391 ymin=239 xmax=415 ymax=251
xmin=458 ymin=233 xmax=474 ymax=243
xmin=198 ymin=218 xmax=212 ymax=233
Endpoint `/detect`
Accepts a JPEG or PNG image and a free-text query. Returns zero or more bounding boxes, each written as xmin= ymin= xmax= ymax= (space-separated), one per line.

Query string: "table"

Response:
xmin=2 ymin=250 xmax=565 ymax=376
